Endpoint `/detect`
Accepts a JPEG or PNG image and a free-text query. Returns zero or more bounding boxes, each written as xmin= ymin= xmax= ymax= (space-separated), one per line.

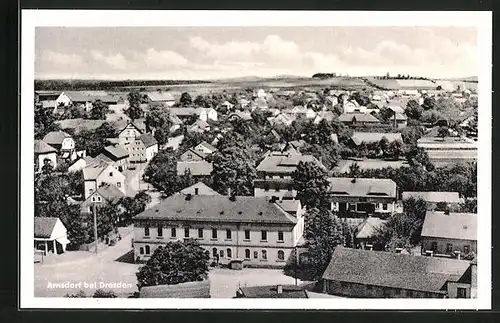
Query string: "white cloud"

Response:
xmin=262 ymin=35 xmax=302 ymax=61
xmin=41 ymin=50 xmax=84 ymax=67
xmin=137 ymin=48 xmax=189 ymax=68
xmin=189 ymin=36 xmax=260 ymax=60
xmin=90 ymin=50 xmax=128 ymax=70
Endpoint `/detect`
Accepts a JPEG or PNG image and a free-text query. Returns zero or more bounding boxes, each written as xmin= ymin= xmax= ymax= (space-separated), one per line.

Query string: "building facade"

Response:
xmin=327 ymin=177 xmax=397 ymax=217
xmin=420 ymin=212 xmax=477 ymax=257
xmin=83 ymin=163 xmax=126 ymax=199
xmin=133 ymin=195 xmax=304 ymax=268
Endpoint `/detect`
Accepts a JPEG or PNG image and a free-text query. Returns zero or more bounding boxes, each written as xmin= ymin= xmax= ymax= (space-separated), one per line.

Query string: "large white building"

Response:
xmin=133 ymin=195 xmax=305 ymax=268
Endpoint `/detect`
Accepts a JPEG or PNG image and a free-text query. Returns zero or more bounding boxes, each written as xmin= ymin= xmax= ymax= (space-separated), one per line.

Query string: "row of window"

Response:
xmin=138 ymin=245 xmax=286 ymax=261
xmin=144 ymin=227 xmax=284 ymax=242
xmin=263 ymin=187 xmax=293 ymax=192
xmin=432 ymin=242 xmax=471 ymax=254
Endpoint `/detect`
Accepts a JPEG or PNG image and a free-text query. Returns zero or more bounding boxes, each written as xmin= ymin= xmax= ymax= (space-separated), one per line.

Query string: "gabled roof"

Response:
xmin=327 ymin=177 xmax=397 ymax=198
xmin=139 ymin=280 xmax=210 ymax=298
xmin=82 ymin=163 xmax=109 ymax=180
xmin=238 ymin=285 xmax=307 ymax=298
xmin=275 ymin=199 xmax=301 ymax=215
xmin=421 ymin=212 xmax=477 ymax=241
xmin=388 ymin=106 xmax=405 ymax=114
xmin=350 ymin=132 xmax=403 ymax=145
xmin=170 ymin=107 xmax=201 ymax=117
xmin=103 ymin=145 xmax=129 ymax=160
xmin=91 ymin=184 xmax=125 ymax=204
xmin=139 ymin=133 xmax=158 ymax=148
xmin=179 ymin=182 xmax=220 ymax=196
xmin=322 ymin=247 xmax=472 ymax=293
xmin=355 ymin=216 xmax=387 ymax=239
xmin=42 ymin=131 xmax=72 ymax=146
xmin=338 ymin=113 xmax=380 ymax=124
xmin=34 ymin=217 xmax=59 ymax=238
xmin=134 ymin=195 xmax=297 ymax=225
xmin=176 ymin=161 xmax=213 ymax=176
xmin=145 ymin=91 xmax=175 ymax=102
xmin=196 ymin=141 xmax=218 ymax=153
xmin=34 ymin=140 xmax=57 ymax=154
xmin=190 ymin=119 xmax=210 ymax=130
xmin=256 ymin=151 xmax=323 ymax=173
xmin=402 ymin=191 xmax=461 ymax=204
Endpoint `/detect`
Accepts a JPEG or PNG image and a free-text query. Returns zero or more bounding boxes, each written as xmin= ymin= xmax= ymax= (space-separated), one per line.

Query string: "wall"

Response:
xmin=331 ymin=200 xmax=395 ymax=215
xmin=118 ymin=124 xmax=142 ymax=146
xmin=133 ymin=220 xmax=301 ymax=267
xmin=61 ymin=138 xmax=75 ymax=151
xmin=56 ymin=93 xmax=71 ymax=107
xmin=84 ymin=180 xmax=97 ymax=199
xmin=127 ymin=139 xmax=147 ymax=163
xmin=324 ymin=280 xmax=445 ymax=298
xmin=68 ymin=159 xmax=87 ymax=172
xmin=421 ymin=237 xmax=477 ymax=256
xmin=145 ymin=145 xmax=158 ymax=162
xmin=446 ymin=282 xmax=471 ymax=298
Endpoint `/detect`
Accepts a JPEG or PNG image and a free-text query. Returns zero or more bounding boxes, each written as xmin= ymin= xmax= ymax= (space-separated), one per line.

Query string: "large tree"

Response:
xmin=119 ymin=191 xmax=152 ymax=224
xmin=145 ymin=105 xmax=173 ymax=145
xmin=292 ymin=161 xmax=330 ymax=209
xmin=211 ymin=146 xmax=257 ymax=196
xmin=180 ymin=92 xmax=192 ymax=106
xmin=143 ymin=150 xmax=182 ymax=197
xmin=89 ymin=99 xmax=109 ymax=120
xmin=405 ymin=99 xmax=423 ymax=121
xmin=304 ymin=208 xmax=344 ymax=279
xmin=136 ymin=240 xmax=210 ymax=289
xmin=125 ymin=91 xmax=144 ymax=121
xmin=34 ymin=104 xmax=60 ymax=139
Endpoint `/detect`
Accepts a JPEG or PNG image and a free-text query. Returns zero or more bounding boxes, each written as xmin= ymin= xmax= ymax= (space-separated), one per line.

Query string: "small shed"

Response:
xmin=34 ymin=217 xmax=70 ymax=255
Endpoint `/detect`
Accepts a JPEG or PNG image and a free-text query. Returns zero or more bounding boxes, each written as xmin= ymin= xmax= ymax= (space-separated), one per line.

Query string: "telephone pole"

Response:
xmin=93 ymin=204 xmax=98 ymax=254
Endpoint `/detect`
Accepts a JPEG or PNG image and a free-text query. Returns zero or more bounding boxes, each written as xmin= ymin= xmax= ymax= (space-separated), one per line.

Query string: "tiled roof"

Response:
xmin=139 ymin=133 xmax=158 ymax=148
xmin=94 ymin=184 xmax=125 ymax=204
xmin=82 ymin=163 xmax=107 ymax=180
xmin=134 ymin=195 xmax=297 ymax=225
xmin=34 ymin=140 xmax=57 ymax=154
xmin=103 ymin=145 xmax=129 ymax=160
xmin=327 ymin=177 xmax=397 ymax=198
xmin=402 ymin=191 xmax=461 ymax=204
xmin=421 ymin=212 xmax=477 ymax=241
xmin=139 ymin=280 xmax=210 ymax=298
xmin=95 ymin=153 xmax=114 ymax=163
xmin=176 ymin=161 xmax=213 ymax=176
xmin=196 ymin=141 xmax=217 ymax=153
xmin=145 ymin=91 xmax=175 ymax=102
xmin=338 ymin=113 xmax=380 ymax=124
xmin=34 ymin=217 xmax=58 ymax=238
xmin=42 ymin=131 xmax=72 ymax=146
xmin=322 ymin=247 xmax=471 ymax=293
xmin=275 ymin=199 xmax=301 ymax=214
xmin=170 ymin=107 xmax=201 ymax=117
xmin=417 ymin=136 xmax=477 ymax=149
xmin=238 ymin=285 xmax=307 ymax=298
xmin=179 ymin=182 xmax=220 ymax=196
xmin=256 ymin=151 xmax=322 ymax=173
xmin=350 ymin=132 xmax=403 ymax=145
xmin=355 ymin=217 xmax=387 ymax=239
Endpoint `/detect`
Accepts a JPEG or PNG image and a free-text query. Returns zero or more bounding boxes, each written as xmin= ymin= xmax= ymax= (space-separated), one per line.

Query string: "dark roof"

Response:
xmin=139 ymin=280 xmax=210 ymax=298
xmin=322 ymin=247 xmax=471 ymax=293
xmin=139 ymin=133 xmax=158 ymax=148
xmin=338 ymin=113 xmax=380 ymax=124
xmin=134 ymin=195 xmax=297 ymax=225
xmin=42 ymin=131 xmax=72 ymax=146
xmin=34 ymin=217 xmax=58 ymax=238
xmin=327 ymin=177 xmax=397 ymax=198
xmin=421 ymin=212 xmax=477 ymax=241
xmin=238 ymin=285 xmax=307 ymax=298
xmin=34 ymin=140 xmax=57 ymax=154
xmin=103 ymin=145 xmax=129 ymax=160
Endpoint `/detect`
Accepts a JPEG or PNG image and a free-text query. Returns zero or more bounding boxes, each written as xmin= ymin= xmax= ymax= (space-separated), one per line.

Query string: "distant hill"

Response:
xmin=441 ymin=76 xmax=478 ymax=83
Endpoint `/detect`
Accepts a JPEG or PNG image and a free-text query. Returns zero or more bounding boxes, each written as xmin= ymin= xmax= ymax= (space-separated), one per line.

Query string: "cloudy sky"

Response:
xmin=35 ymin=27 xmax=477 ymax=80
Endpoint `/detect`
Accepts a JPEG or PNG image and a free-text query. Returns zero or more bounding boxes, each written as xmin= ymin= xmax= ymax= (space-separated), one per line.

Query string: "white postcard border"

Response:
xmin=20 ymin=9 xmax=492 ymax=309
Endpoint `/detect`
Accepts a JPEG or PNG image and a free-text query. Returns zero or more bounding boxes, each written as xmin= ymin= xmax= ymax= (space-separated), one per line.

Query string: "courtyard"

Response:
xmin=34 ymin=227 xmax=304 ymax=298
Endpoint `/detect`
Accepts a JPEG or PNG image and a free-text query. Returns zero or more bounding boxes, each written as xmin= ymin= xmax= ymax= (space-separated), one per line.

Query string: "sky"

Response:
xmin=35 ymin=27 xmax=478 ymax=80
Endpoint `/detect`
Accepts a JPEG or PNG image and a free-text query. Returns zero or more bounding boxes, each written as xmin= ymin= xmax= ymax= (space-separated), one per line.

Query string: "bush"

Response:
xmin=65 ymin=290 xmax=87 ymax=298
xmin=93 ymin=289 xmax=117 ymax=298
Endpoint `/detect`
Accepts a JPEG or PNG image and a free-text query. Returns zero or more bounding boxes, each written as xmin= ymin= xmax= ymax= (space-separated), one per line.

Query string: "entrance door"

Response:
xmin=339 ymin=203 xmax=347 ymax=213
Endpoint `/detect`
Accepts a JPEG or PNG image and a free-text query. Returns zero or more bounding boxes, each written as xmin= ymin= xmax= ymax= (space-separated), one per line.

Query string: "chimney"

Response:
xmin=185 ymin=193 xmax=192 ymax=201
xmin=227 ymin=187 xmax=231 ymax=197
xmin=194 ymin=188 xmax=199 ymax=195
xmin=276 ymin=285 xmax=283 ymax=294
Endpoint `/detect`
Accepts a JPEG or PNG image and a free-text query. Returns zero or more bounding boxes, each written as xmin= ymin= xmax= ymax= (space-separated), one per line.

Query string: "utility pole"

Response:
xmin=93 ymin=204 xmax=98 ymax=254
